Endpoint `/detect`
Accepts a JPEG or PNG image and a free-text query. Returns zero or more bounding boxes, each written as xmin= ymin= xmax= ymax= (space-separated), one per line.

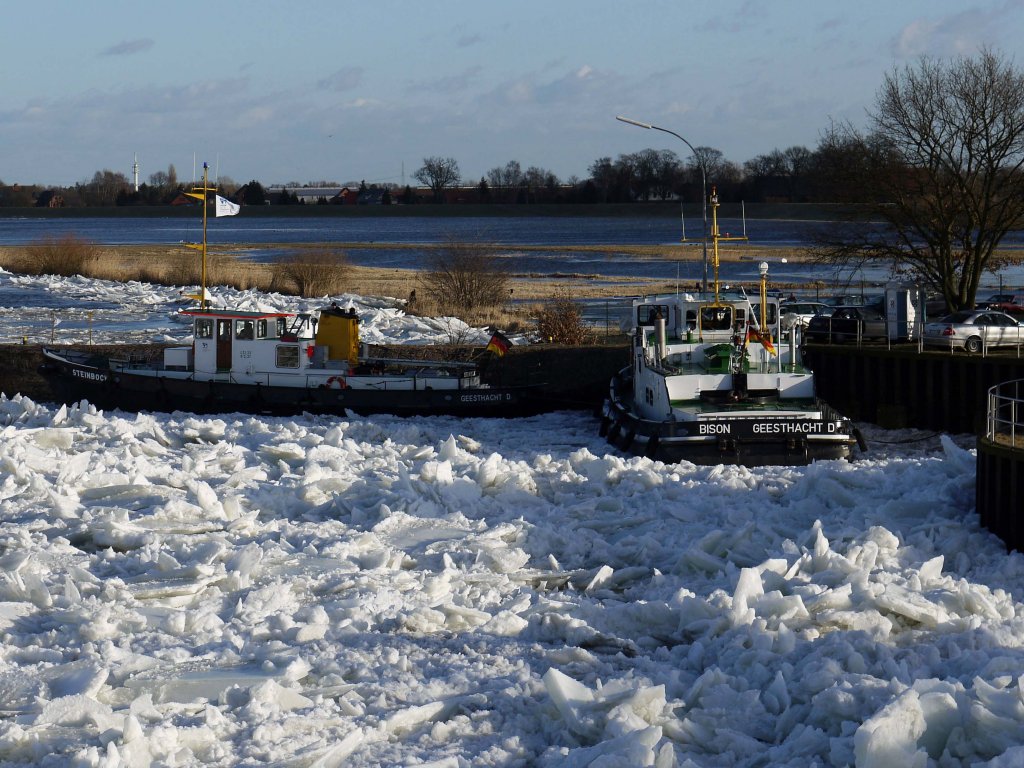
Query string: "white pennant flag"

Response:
xmin=215 ymin=195 xmax=240 ymax=217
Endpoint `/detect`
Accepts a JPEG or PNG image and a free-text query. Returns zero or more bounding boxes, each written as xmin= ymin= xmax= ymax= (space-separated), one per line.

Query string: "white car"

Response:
xmin=924 ymin=310 xmax=1024 ymax=353
xmin=780 ymin=301 xmax=831 ymax=328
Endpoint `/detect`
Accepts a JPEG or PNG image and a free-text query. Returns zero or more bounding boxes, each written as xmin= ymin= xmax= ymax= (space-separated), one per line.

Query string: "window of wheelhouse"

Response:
xmin=637 ymin=304 xmax=669 ymax=326
xmin=750 ymin=303 xmax=778 ymax=326
xmin=276 ymin=318 xmax=288 ymax=337
xmin=256 ymin=318 xmax=278 ymax=339
xmin=235 ymin=319 xmax=255 ymax=340
xmin=700 ymin=306 xmax=733 ymax=331
xmin=195 ymin=318 xmax=214 ymax=339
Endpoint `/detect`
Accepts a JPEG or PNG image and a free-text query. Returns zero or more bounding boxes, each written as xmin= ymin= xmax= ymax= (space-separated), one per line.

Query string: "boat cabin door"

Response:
xmin=216 ymin=319 xmax=232 ymax=371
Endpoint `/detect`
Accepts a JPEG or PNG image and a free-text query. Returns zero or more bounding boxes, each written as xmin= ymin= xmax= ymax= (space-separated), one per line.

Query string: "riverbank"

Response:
xmin=0 ymin=242 xmax=823 ymax=301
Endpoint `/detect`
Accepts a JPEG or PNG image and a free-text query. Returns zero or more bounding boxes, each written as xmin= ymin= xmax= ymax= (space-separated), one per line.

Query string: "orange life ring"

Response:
xmin=325 ymin=376 xmax=347 ymax=389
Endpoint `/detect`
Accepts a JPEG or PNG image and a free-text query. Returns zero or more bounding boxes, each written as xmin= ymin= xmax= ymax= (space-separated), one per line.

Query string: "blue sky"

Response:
xmin=2 ymin=0 xmax=1022 ymax=187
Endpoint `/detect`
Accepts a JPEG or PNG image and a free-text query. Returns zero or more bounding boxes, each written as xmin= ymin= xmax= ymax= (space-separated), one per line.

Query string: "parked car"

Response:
xmin=805 ymin=305 xmax=887 ymax=343
xmin=780 ymin=301 xmax=832 ymax=328
xmin=985 ymin=302 xmax=1024 ymax=319
xmin=923 ymin=310 xmax=1024 ymax=353
xmin=976 ymin=293 xmax=1024 ymax=308
xmin=824 ymin=294 xmax=860 ymax=306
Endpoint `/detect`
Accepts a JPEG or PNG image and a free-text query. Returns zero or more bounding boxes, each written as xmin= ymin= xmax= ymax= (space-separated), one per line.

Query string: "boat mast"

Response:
xmin=184 ymin=162 xmax=216 ymax=310
xmin=710 ymin=187 xmax=721 ymax=304
xmin=708 ymin=186 xmax=748 ymax=305
xmin=202 ymin=163 xmax=209 ymax=309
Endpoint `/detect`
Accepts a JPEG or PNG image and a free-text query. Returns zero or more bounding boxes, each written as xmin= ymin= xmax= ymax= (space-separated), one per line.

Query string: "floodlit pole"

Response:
xmin=616 ymin=115 xmax=708 ymax=292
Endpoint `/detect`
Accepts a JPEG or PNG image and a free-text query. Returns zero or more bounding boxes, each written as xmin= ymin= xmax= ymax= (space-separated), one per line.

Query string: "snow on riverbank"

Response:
xmin=1 ymin=269 xmax=499 ymax=347
xmin=0 ymin=392 xmax=1019 ymax=766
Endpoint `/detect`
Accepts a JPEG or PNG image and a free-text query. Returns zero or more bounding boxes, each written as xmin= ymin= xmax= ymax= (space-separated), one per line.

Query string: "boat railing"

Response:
xmin=985 ymin=379 xmax=1024 ymax=451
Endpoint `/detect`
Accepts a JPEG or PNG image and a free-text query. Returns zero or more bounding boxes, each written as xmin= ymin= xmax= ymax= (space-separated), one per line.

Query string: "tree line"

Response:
xmin=0 ymin=131 xmax=935 ymax=209
xmin=0 ymin=128 xmax=963 ymax=211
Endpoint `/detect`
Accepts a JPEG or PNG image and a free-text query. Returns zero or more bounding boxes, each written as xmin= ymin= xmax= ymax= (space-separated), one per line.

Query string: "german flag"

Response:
xmin=486 ymin=330 xmax=511 ymax=357
xmin=746 ymin=326 xmax=777 ymax=356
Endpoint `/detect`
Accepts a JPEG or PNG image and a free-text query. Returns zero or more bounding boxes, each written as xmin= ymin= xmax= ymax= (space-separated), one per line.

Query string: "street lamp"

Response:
xmin=616 ymin=115 xmax=708 ymax=292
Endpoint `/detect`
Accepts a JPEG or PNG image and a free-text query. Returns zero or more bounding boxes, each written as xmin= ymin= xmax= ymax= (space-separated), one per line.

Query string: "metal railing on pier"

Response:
xmin=985 ymin=379 xmax=1024 ymax=451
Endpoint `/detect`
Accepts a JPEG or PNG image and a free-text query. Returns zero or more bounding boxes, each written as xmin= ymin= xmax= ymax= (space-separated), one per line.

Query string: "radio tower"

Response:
xmin=132 ymin=153 xmax=139 ymax=192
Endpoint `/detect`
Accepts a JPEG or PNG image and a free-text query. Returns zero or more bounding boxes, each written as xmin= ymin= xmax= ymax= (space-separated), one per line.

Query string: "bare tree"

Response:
xmin=486 ymin=160 xmax=523 ymax=202
xmin=413 ymin=157 xmax=461 ymax=202
xmin=815 ymin=49 xmax=1024 ymax=311
xmin=630 ymin=149 xmax=662 ymax=201
xmin=534 ymin=290 xmax=595 ymax=345
xmin=419 ymin=238 xmax=510 ymax=315
xmin=690 ymin=147 xmax=726 ymax=183
xmin=270 ymin=249 xmax=350 ymax=297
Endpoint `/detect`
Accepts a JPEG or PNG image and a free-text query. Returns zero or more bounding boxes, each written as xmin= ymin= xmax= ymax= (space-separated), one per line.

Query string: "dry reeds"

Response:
xmin=418 ymin=238 xmax=511 ymax=315
xmin=269 ymin=249 xmax=351 ymax=297
xmin=534 ymin=290 xmax=595 ymax=345
xmin=16 ymin=234 xmax=99 ymax=277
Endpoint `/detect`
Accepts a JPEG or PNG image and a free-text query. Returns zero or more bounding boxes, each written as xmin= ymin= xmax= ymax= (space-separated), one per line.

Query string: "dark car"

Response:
xmin=823 ymin=294 xmax=881 ymax=308
xmin=986 ymin=302 xmax=1024 ymax=320
xmin=977 ymin=293 xmax=1024 ymax=309
xmin=805 ymin=305 xmax=887 ymax=343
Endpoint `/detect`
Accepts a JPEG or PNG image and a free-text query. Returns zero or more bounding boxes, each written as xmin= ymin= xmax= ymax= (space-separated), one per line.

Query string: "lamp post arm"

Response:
xmin=616 ymin=114 xmax=709 ymax=292
xmin=651 ymin=127 xmax=708 ymax=293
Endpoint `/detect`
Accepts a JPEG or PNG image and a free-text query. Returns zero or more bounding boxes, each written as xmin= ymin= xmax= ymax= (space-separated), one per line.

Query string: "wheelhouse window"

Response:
xmin=637 ymin=305 xmax=669 ymax=326
xmin=195 ymin=318 xmax=214 ymax=339
xmin=256 ymin=318 xmax=277 ymax=339
xmin=700 ymin=306 xmax=733 ymax=331
xmin=235 ymin=320 xmax=255 ymax=340
xmin=276 ymin=345 xmax=300 ymax=368
xmin=750 ymin=303 xmax=778 ymax=326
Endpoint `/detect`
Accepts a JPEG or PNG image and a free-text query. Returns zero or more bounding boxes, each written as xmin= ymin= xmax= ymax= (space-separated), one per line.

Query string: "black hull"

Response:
xmin=39 ymin=353 xmax=545 ymax=419
xmin=602 ymin=369 xmax=864 ymax=467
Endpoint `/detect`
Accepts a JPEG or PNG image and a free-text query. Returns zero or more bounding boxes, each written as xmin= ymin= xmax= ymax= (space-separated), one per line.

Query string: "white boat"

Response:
xmin=40 ymin=164 xmax=540 ymax=418
xmin=600 ymin=188 xmax=865 ymax=465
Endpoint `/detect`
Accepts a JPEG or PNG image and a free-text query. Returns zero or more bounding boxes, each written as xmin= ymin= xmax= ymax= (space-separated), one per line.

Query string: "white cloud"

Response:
xmin=892 ymin=5 xmax=1021 ymax=58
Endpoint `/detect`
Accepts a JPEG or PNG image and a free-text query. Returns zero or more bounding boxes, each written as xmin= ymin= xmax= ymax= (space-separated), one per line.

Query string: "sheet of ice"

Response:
xmin=2 ymin=269 xmax=514 ymax=346
xmin=0 ymin=391 xmax=1020 ymax=766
